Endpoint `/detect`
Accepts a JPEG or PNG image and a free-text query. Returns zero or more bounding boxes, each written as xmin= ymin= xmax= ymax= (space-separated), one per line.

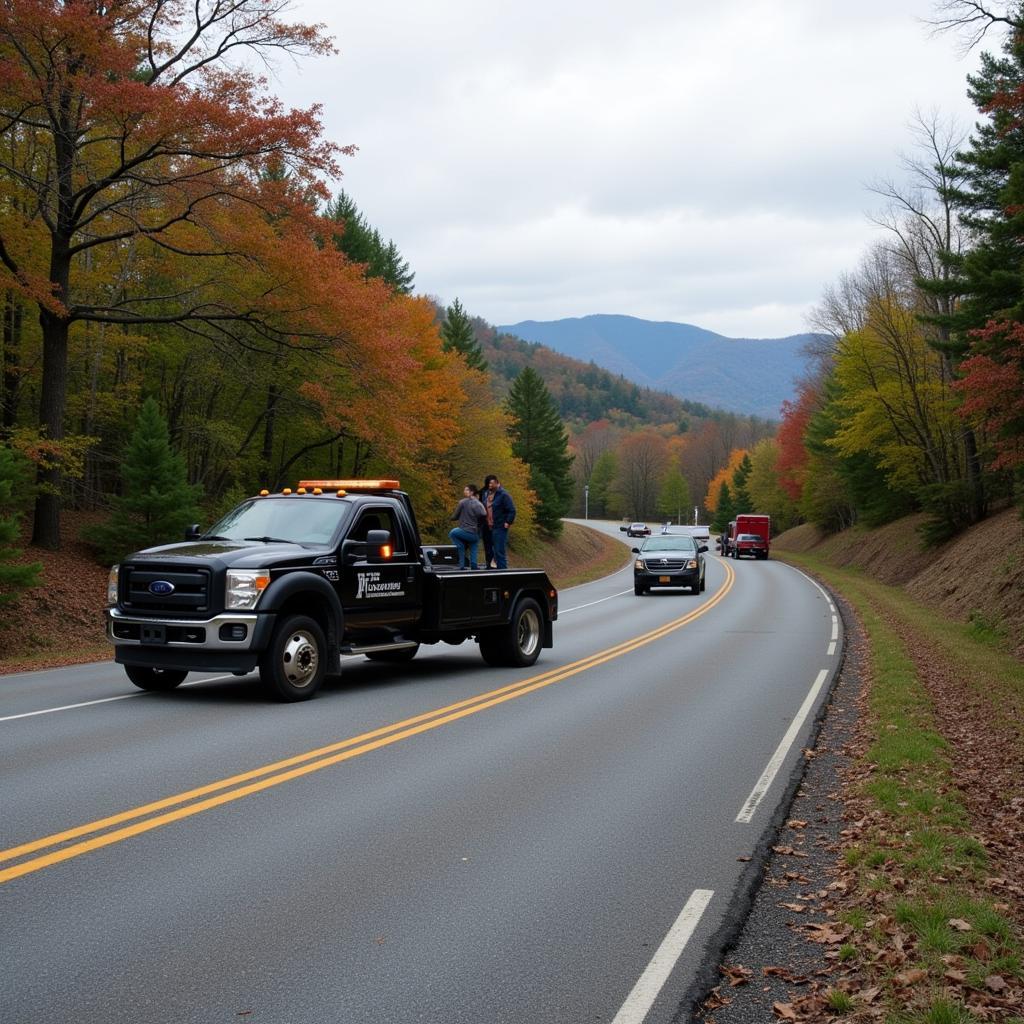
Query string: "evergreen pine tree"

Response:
xmin=711 ymin=481 xmax=735 ymax=533
xmin=325 ymin=191 xmax=415 ymax=294
xmin=731 ymin=453 xmax=753 ymax=512
xmin=924 ymin=22 xmax=1024 ymax=346
xmin=0 ymin=446 xmax=41 ymax=609
xmin=505 ymin=367 xmax=574 ymax=536
xmin=87 ymin=399 xmax=202 ymax=563
xmin=441 ymin=299 xmax=488 ymax=371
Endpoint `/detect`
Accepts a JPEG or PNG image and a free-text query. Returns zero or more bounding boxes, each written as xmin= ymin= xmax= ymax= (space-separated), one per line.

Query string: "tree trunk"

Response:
xmin=260 ymin=380 xmax=280 ymax=489
xmin=32 ymin=308 xmax=69 ymax=549
xmin=2 ymin=290 xmax=23 ymax=433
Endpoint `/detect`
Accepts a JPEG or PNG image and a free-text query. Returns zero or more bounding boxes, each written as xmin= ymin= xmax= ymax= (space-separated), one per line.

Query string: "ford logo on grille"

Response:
xmin=149 ymin=580 xmax=175 ymax=596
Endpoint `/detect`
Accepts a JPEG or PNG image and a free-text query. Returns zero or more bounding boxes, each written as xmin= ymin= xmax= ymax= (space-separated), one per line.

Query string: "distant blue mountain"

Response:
xmin=498 ymin=314 xmax=817 ymax=419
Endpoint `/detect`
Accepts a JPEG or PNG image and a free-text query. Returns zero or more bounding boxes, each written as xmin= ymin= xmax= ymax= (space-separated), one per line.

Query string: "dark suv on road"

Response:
xmin=631 ymin=535 xmax=707 ymax=595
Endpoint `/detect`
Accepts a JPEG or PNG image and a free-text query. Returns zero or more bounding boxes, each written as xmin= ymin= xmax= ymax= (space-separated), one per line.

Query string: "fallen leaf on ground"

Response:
xmin=894 ymin=968 xmax=928 ymax=987
xmin=773 ymin=1002 xmax=798 ymax=1020
xmin=947 ymin=918 xmax=972 ymax=932
xmin=985 ymin=975 xmax=1008 ymax=993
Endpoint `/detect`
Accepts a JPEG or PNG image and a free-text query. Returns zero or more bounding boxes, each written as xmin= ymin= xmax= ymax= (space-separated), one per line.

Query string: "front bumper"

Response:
xmin=107 ymin=608 xmax=275 ymax=673
xmin=634 ymin=569 xmax=700 ymax=588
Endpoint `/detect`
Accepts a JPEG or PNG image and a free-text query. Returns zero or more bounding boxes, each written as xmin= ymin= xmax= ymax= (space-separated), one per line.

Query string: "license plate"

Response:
xmin=659 ymin=575 xmax=671 ymax=583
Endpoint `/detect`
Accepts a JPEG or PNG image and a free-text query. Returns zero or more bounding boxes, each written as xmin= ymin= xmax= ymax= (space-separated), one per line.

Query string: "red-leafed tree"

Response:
xmin=0 ymin=0 xmax=342 ymax=547
xmin=775 ymin=380 xmax=819 ymax=501
xmin=956 ymin=320 xmax=1024 ymax=472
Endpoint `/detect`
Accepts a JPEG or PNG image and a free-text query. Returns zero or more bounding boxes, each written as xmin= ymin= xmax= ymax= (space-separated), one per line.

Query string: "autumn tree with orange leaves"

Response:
xmin=0 ymin=0 xmax=341 ymax=548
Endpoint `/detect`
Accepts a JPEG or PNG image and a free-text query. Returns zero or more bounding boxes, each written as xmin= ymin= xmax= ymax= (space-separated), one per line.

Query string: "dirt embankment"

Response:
xmin=774 ymin=507 xmax=1024 ymax=658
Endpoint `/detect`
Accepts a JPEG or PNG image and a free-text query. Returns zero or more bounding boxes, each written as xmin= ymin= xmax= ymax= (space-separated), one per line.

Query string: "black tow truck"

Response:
xmin=106 ymin=480 xmax=558 ymax=701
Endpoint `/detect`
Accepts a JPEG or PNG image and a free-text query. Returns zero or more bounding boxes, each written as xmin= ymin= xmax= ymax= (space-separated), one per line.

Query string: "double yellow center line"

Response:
xmin=1 ymin=561 xmax=735 ymax=885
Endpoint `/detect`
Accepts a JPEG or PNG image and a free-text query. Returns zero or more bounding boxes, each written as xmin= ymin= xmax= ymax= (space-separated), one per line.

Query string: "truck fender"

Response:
xmin=260 ymin=572 xmax=344 ymax=674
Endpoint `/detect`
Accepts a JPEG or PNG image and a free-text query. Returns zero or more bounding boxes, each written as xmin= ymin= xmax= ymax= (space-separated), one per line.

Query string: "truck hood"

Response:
xmin=123 ymin=539 xmax=325 ymax=569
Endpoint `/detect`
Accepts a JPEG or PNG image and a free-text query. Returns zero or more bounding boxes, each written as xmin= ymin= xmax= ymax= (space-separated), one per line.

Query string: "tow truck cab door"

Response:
xmin=340 ymin=503 xmax=423 ymax=634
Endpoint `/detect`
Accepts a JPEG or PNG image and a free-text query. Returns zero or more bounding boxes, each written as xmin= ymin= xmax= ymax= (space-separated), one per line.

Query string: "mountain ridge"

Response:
xmin=497 ymin=314 xmax=816 ymax=418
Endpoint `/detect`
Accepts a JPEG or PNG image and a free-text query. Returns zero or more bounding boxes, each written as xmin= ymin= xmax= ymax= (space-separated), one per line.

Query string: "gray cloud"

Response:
xmin=273 ymin=0 xmax=983 ymax=336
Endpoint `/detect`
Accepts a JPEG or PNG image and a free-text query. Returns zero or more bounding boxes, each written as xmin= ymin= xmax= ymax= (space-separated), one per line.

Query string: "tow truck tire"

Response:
xmin=125 ymin=666 xmax=187 ymax=691
xmin=365 ymin=644 xmax=419 ymax=663
xmin=259 ymin=614 xmax=327 ymax=702
xmin=479 ymin=597 xmax=544 ymax=668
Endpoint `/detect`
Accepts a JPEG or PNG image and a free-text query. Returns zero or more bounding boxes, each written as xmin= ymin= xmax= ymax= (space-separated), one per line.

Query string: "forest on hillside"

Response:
xmin=4 ymin=0 xmax=1024 ymax=605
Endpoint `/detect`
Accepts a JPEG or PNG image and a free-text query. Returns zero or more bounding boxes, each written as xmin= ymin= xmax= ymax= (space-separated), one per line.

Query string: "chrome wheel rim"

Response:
xmin=517 ymin=608 xmax=541 ymax=657
xmin=282 ymin=630 xmax=319 ymax=687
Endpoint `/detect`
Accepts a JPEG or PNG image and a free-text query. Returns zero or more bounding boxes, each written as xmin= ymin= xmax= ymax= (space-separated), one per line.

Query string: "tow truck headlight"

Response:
xmin=107 ymin=565 xmax=119 ymax=606
xmin=226 ymin=570 xmax=271 ymax=610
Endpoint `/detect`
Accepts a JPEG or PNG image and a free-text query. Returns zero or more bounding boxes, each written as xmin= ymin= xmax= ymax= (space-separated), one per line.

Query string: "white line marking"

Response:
xmin=611 ymin=888 xmax=714 ymax=1024
xmin=735 ymin=669 xmax=830 ymax=823
xmin=560 ymin=589 xmax=634 ymax=613
xmin=0 ymin=674 xmax=239 ymax=723
xmin=828 ymin=642 xmax=837 ymax=657
xmin=831 ymin=617 xmax=839 ymax=641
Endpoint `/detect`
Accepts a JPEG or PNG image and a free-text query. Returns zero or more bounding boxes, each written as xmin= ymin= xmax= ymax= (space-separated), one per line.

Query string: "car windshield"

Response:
xmin=640 ymin=537 xmax=697 ymax=553
xmin=205 ymin=497 xmax=351 ymax=546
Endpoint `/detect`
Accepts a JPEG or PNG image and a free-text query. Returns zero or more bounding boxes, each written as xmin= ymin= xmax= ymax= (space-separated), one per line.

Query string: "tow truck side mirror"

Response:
xmin=366 ymin=529 xmax=393 ymax=563
xmin=185 ymin=523 xmax=201 ymax=541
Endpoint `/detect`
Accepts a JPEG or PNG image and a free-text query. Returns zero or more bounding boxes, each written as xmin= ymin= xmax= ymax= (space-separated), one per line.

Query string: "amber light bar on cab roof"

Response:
xmin=297 ymin=479 xmax=400 ymax=491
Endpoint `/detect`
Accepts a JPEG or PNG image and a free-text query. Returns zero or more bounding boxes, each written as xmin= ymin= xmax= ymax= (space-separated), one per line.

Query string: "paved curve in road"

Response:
xmin=1 ymin=521 xmax=841 ymax=1024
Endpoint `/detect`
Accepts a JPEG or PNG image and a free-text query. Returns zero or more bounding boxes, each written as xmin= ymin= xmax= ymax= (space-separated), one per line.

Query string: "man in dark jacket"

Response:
xmin=482 ymin=474 xmax=516 ymax=569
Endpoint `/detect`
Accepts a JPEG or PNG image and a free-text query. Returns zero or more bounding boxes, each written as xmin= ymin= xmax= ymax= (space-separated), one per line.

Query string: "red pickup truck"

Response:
xmin=723 ymin=514 xmax=771 ymax=560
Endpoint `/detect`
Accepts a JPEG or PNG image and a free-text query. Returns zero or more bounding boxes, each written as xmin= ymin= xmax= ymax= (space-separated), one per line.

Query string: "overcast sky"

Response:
xmin=270 ymin=1 xmax=987 ymax=338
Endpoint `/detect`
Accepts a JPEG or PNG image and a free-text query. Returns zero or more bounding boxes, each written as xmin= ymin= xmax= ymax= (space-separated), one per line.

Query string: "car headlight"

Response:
xmin=634 ymin=559 xmax=645 ymax=570
xmin=107 ymin=565 xmax=119 ymax=606
xmin=686 ymin=559 xmax=698 ymax=569
xmin=226 ymin=570 xmax=271 ymax=610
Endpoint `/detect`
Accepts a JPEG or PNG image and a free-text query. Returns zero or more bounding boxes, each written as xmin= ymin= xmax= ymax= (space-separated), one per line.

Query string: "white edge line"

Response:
xmin=611 ymin=888 xmax=715 ymax=1024
xmin=828 ymin=641 xmax=837 ymax=656
xmin=0 ymin=674 xmax=240 ymax=723
xmin=735 ymin=668 xmax=830 ymax=824
xmin=560 ymin=588 xmax=635 ymax=614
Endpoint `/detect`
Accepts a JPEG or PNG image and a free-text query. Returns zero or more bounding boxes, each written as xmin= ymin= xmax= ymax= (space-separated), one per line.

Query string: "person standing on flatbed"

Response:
xmin=448 ymin=484 xmax=487 ymax=569
xmin=482 ymin=474 xmax=516 ymax=570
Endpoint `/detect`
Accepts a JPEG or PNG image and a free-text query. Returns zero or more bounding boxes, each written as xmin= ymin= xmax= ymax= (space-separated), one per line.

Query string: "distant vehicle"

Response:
xmin=621 ymin=522 xmax=651 ymax=538
xmin=631 ymin=534 xmax=707 ymax=595
xmin=723 ymin=514 xmax=771 ymax=559
xmin=662 ymin=523 xmax=711 ymax=546
xmin=733 ymin=533 xmax=769 ymax=559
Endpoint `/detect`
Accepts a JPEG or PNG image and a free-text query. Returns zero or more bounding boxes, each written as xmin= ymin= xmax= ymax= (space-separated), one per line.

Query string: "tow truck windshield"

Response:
xmin=204 ymin=497 xmax=350 ymax=546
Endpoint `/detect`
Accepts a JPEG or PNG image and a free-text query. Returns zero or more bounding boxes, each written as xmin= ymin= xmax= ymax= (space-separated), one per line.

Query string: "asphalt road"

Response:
xmin=1 ymin=521 xmax=842 ymax=1024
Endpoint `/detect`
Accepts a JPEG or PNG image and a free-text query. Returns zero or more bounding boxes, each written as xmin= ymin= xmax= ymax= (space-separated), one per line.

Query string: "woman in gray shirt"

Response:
xmin=448 ymin=484 xmax=487 ymax=569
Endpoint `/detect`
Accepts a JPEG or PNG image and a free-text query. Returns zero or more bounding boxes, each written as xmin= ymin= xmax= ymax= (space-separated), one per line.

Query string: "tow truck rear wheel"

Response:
xmin=260 ymin=614 xmax=326 ymax=702
xmin=478 ymin=597 xmax=544 ymax=668
xmin=125 ymin=666 xmax=187 ymax=691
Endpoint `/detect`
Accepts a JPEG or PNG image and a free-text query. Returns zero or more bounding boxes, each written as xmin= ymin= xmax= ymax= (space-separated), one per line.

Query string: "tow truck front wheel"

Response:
xmin=125 ymin=666 xmax=187 ymax=692
xmin=479 ymin=597 xmax=543 ymax=668
xmin=260 ymin=615 xmax=326 ymax=702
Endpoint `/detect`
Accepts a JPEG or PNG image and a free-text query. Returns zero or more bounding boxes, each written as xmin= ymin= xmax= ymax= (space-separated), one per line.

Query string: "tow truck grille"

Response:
xmin=122 ymin=565 xmax=212 ymax=614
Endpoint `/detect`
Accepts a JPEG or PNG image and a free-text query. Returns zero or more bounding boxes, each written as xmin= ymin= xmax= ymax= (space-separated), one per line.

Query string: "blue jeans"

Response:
xmin=491 ymin=526 xmax=509 ymax=569
xmin=448 ymin=527 xmax=480 ymax=568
